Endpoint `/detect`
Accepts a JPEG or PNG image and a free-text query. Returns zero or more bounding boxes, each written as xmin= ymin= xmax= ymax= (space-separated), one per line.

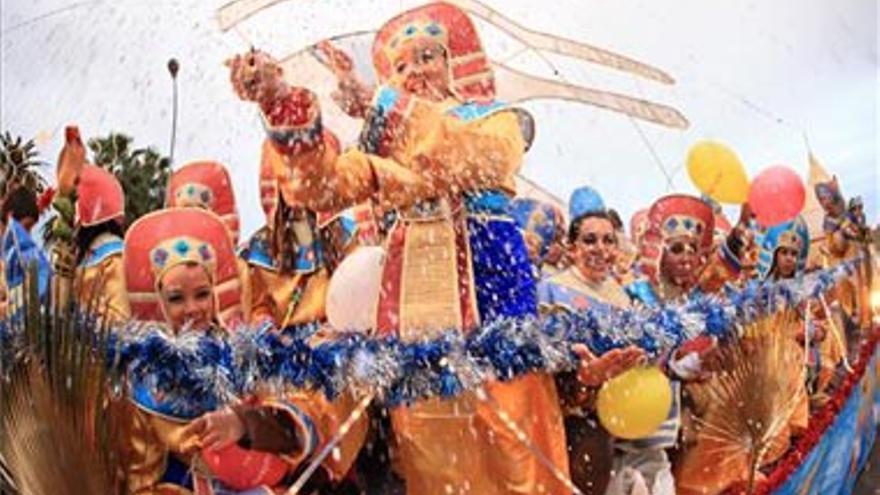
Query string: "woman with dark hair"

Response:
xmin=0 ymin=186 xmax=40 ymax=318
xmin=538 ymin=186 xmax=659 ymax=495
xmin=1 ymin=186 xmax=40 ymax=232
xmin=540 ymin=187 xmax=634 ymax=312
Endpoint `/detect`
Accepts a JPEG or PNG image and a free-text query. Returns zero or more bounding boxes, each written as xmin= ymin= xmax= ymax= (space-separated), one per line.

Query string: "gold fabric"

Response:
xmin=76 ymin=235 xmax=130 ymax=324
xmin=126 ymin=404 xmax=200 ymax=495
xmin=248 ymin=265 xmax=329 ymax=327
xmin=124 ymin=390 xmax=367 ymax=493
xmin=398 ymin=218 xmax=463 ymax=337
xmin=275 ymin=389 xmax=369 ymax=480
xmin=236 ymin=257 xmax=252 ymax=321
xmin=278 ymin=97 xmax=568 ymax=494
xmin=391 ymin=375 xmax=569 ymax=495
xmin=278 ymin=104 xmax=523 ymax=212
xmin=479 ymin=375 xmax=570 ymax=495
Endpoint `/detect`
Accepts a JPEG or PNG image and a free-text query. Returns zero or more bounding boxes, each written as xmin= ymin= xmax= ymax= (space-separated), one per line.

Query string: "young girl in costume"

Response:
xmin=121 ymin=208 xmax=364 ymax=494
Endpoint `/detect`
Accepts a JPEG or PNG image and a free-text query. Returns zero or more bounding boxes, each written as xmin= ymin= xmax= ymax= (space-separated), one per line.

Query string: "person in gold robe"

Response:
xmin=814 ymin=177 xmax=871 ymax=329
xmin=227 ymin=3 xmax=583 ymax=493
xmin=121 ymin=207 xmax=365 ymax=494
xmin=238 ymin=138 xmax=357 ymax=328
xmin=73 ymin=164 xmax=130 ymax=323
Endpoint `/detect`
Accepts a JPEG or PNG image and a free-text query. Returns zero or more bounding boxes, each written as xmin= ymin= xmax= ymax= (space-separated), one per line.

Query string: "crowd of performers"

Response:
xmin=1 ymin=3 xmax=876 ymax=495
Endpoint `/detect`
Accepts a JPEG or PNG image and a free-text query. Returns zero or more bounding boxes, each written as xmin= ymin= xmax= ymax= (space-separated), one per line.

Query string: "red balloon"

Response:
xmin=201 ymin=444 xmax=289 ymax=490
xmin=748 ymin=166 xmax=806 ymax=227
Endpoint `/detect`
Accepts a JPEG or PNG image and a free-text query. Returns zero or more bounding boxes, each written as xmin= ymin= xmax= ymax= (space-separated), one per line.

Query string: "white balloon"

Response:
xmin=326 ymin=246 xmax=385 ymax=333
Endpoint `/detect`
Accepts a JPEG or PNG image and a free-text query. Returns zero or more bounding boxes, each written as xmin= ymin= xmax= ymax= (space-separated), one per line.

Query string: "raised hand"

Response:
xmin=226 ymin=48 xmax=284 ymax=103
xmin=317 ymin=41 xmax=372 ymax=118
xmin=573 ymin=344 xmax=646 ymax=387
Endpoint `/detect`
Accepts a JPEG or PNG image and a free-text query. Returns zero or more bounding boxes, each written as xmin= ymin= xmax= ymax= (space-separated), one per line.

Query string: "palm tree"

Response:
xmin=0 ymin=132 xmax=48 ymax=196
xmin=87 ymin=133 xmax=171 ymax=227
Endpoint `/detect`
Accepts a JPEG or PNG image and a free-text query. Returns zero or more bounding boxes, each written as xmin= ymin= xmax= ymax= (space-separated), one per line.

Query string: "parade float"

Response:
xmin=0 ymin=2 xmax=877 ymax=494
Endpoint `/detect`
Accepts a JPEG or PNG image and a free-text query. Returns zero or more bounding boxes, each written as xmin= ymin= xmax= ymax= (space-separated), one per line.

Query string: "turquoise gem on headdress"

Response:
xmin=683 ymin=218 xmax=693 ymax=230
xmin=404 ymin=25 xmax=417 ymax=36
xmin=174 ymin=239 xmax=190 ymax=255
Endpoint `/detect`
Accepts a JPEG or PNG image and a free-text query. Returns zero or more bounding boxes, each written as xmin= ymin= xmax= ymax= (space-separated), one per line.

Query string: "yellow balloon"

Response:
xmin=596 ymin=366 xmax=673 ymax=440
xmin=686 ymin=140 xmax=750 ymax=204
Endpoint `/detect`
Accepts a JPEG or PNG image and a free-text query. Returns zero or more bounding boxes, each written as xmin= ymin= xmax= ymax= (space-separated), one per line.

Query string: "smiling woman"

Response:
xmin=157 ymin=261 xmax=216 ymax=332
xmin=119 ymin=207 xmax=368 ymax=494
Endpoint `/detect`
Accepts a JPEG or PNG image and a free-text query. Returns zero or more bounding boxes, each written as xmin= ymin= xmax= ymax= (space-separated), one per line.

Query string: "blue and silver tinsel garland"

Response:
xmin=2 ymin=258 xmax=862 ymax=411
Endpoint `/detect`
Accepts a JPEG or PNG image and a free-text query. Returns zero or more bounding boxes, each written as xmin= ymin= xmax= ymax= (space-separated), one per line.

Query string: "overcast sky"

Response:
xmin=1 ymin=0 xmax=877 ymax=237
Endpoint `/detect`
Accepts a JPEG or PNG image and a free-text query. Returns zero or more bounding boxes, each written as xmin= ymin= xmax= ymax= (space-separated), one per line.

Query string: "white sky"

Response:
xmin=1 ymin=0 xmax=877 ymax=238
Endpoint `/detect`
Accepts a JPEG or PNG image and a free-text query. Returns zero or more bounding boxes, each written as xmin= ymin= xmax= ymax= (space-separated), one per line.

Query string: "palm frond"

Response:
xmin=87 ymin=132 xmax=170 ymax=227
xmin=0 ymin=131 xmax=47 ymax=195
xmin=0 ymin=264 xmax=129 ymax=494
xmin=691 ymin=311 xmax=806 ymax=494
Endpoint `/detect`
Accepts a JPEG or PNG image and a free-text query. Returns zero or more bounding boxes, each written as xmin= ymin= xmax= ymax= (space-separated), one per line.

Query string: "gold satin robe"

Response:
xmin=124 ymin=391 xmax=367 ymax=494
xmin=248 ymin=263 xmax=331 ymax=328
xmin=241 ymin=222 xmax=332 ymax=328
xmin=76 ymin=233 xmax=130 ymax=323
xmin=278 ymin=97 xmax=569 ymax=495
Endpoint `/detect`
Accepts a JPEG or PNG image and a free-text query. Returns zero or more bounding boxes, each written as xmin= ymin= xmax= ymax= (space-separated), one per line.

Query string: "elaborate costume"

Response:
xmin=240 ymin=139 xmax=357 ymax=327
xmin=244 ymin=3 xmax=568 ymax=493
xmin=758 ymin=218 xmax=814 ymax=442
xmin=757 ymin=217 xmax=811 ymax=280
xmin=814 ymin=177 xmax=870 ymax=328
xmin=620 ymin=195 xmax=747 ymax=495
xmin=538 ymin=187 xmax=629 ymax=311
xmin=166 ymin=161 xmax=241 ymax=244
xmin=539 ymin=188 xmax=677 ymax=495
xmin=166 ymin=160 xmax=251 ymax=318
xmin=761 ymin=217 xmax=844 ymax=398
xmin=123 ymin=208 xmax=261 ymax=493
xmin=74 ymin=164 xmax=130 ymax=323
xmin=627 ymin=194 xmax=743 ymax=306
xmin=122 ymin=208 xmax=365 ymax=494
xmin=2 ymin=218 xmax=51 ymax=320
xmin=629 ymin=209 xmax=650 ymax=249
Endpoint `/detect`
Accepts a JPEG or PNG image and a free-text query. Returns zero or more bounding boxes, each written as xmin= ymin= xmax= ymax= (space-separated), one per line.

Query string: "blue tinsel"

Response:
xmin=2 ymin=258 xmax=863 ymax=409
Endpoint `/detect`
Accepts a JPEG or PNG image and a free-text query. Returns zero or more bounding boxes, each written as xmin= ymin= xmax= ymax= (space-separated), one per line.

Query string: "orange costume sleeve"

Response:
xmin=269 ymin=88 xmax=522 ymax=213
